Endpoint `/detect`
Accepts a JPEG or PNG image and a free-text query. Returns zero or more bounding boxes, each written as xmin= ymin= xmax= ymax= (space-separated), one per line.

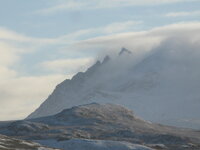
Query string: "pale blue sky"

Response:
xmin=0 ymin=0 xmax=200 ymax=120
xmin=1 ymin=0 xmax=199 ymax=37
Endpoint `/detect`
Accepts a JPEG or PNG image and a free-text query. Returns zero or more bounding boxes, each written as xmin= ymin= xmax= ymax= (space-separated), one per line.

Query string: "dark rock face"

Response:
xmin=119 ymin=47 xmax=132 ymax=56
xmin=1 ymin=103 xmax=200 ymax=149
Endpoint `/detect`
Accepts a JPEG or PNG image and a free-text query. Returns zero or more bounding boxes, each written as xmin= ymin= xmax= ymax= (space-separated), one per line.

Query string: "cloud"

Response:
xmin=0 ymin=27 xmax=61 ymax=78
xmin=0 ymin=67 xmax=17 ymax=80
xmin=0 ymin=42 xmax=20 ymax=66
xmin=0 ymin=21 xmax=140 ymax=48
xmin=67 ymin=22 xmax=200 ymax=59
xmin=101 ymin=21 xmax=142 ymax=34
xmin=0 ymin=75 xmax=67 ymax=120
xmin=0 ymin=27 xmax=67 ymax=120
xmin=0 ymin=27 xmax=31 ymax=42
xmin=35 ymin=1 xmax=85 ymax=15
xmin=166 ymin=11 xmax=200 ymax=17
xmin=41 ymin=58 xmax=94 ymax=74
xmin=59 ymin=21 xmax=142 ymax=42
xmin=0 ymin=27 xmax=58 ymax=44
xmin=35 ymin=0 xmax=197 ymax=15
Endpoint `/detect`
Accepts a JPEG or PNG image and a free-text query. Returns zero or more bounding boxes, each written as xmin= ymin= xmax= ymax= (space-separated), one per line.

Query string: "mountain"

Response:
xmin=1 ymin=103 xmax=200 ymax=149
xmin=27 ymin=47 xmax=200 ymax=129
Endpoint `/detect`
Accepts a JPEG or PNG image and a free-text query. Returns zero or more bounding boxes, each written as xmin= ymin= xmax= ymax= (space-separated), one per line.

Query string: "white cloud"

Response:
xmin=0 ymin=27 xmax=68 ymax=120
xmin=35 ymin=0 xmax=197 ymax=15
xmin=68 ymin=22 xmax=200 ymax=58
xmin=41 ymin=58 xmax=94 ymax=74
xmin=0 ymin=21 xmax=140 ymax=48
xmin=0 ymin=27 xmax=60 ymax=78
xmin=0 ymin=42 xmax=20 ymax=66
xmin=102 ymin=21 xmax=142 ymax=34
xmin=58 ymin=21 xmax=142 ymax=44
xmin=0 ymin=27 xmax=31 ymax=42
xmin=35 ymin=1 xmax=85 ymax=14
xmin=0 ymin=27 xmax=58 ymax=44
xmin=0 ymin=67 xmax=17 ymax=80
xmin=166 ymin=11 xmax=200 ymax=17
xmin=0 ymin=75 xmax=67 ymax=120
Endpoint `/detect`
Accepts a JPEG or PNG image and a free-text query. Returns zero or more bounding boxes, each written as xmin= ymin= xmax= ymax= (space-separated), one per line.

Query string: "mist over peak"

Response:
xmin=27 ymin=23 xmax=200 ymax=129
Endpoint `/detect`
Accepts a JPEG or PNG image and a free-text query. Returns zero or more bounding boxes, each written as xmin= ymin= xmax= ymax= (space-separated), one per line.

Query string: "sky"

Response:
xmin=0 ymin=0 xmax=200 ymax=120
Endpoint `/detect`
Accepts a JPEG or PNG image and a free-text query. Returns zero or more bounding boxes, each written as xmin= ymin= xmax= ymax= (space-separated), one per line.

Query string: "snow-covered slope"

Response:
xmin=27 ymin=47 xmax=200 ymax=129
xmin=35 ymin=139 xmax=154 ymax=150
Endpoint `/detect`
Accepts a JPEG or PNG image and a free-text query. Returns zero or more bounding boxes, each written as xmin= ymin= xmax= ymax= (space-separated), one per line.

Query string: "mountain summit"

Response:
xmin=119 ymin=47 xmax=132 ymax=56
xmin=27 ymin=48 xmax=200 ymax=129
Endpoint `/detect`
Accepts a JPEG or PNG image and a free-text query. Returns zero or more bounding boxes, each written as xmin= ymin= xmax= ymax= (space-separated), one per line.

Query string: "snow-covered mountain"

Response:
xmin=27 ymin=47 xmax=200 ymax=129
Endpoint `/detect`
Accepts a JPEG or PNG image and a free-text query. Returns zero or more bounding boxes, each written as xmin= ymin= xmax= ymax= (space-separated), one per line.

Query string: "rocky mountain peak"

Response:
xmin=102 ymin=55 xmax=111 ymax=64
xmin=119 ymin=47 xmax=132 ymax=56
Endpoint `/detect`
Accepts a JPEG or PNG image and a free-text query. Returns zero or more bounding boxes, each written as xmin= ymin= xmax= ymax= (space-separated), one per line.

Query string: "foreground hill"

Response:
xmin=0 ymin=134 xmax=153 ymax=150
xmin=27 ymin=48 xmax=200 ymax=129
xmin=1 ymin=103 xmax=200 ymax=150
xmin=0 ymin=134 xmax=57 ymax=150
